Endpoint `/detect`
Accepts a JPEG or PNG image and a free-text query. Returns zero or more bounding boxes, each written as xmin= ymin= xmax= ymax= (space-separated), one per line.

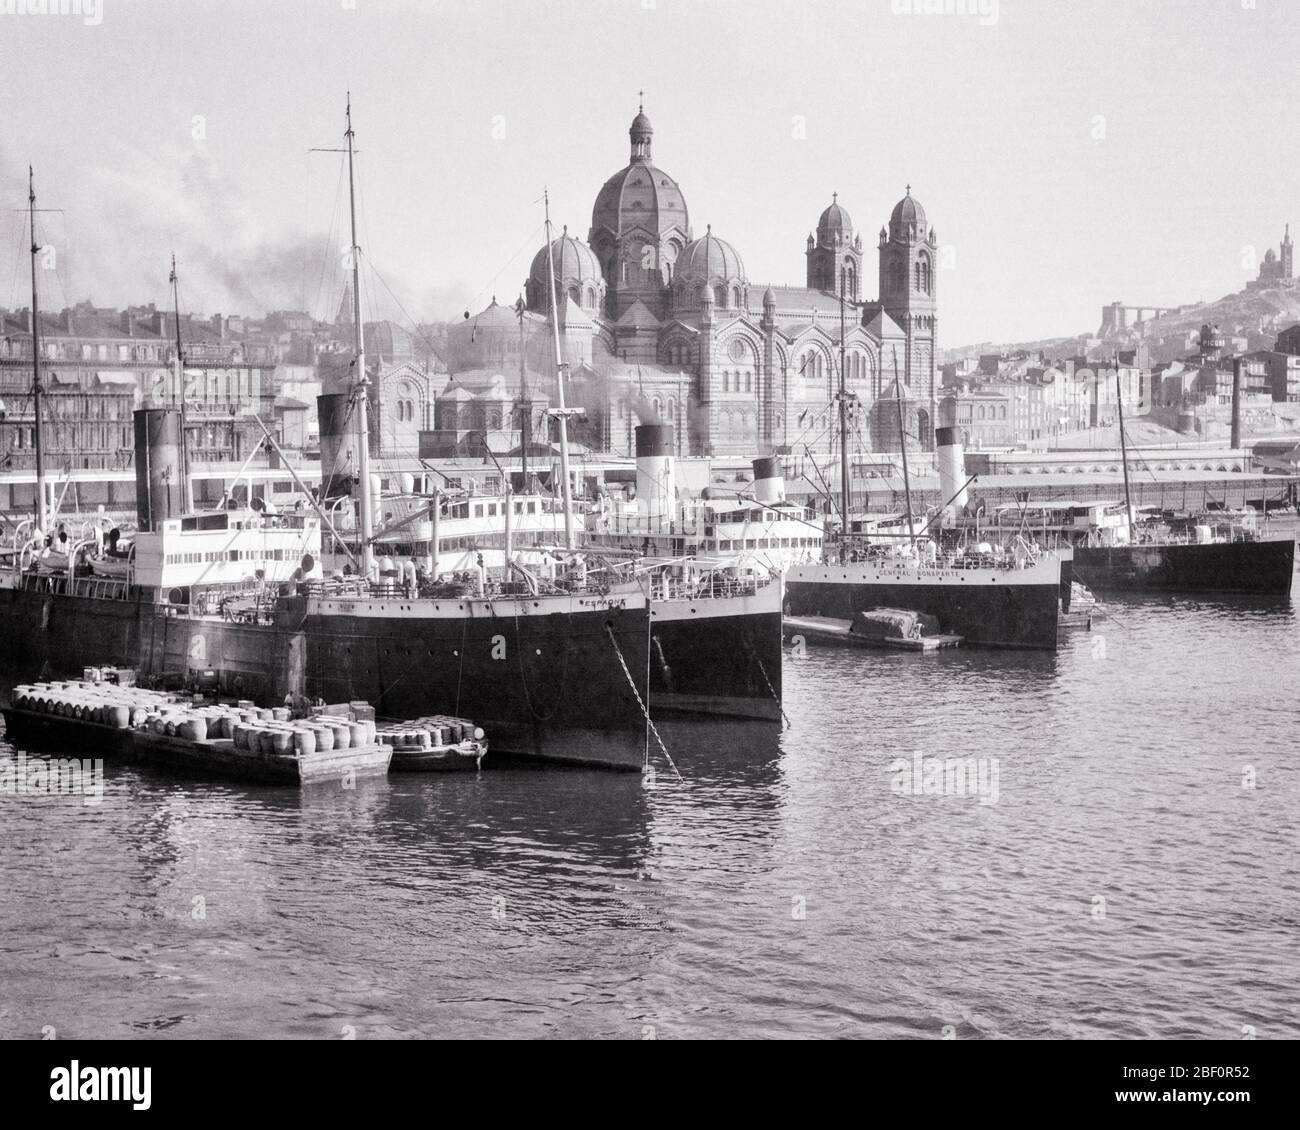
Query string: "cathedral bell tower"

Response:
xmin=878 ymin=186 xmax=938 ymax=448
xmin=806 ymin=193 xmax=863 ymax=299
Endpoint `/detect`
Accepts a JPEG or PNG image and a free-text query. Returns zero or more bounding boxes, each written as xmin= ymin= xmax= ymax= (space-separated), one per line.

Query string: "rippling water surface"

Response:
xmin=2 ymin=594 xmax=1298 ymax=1039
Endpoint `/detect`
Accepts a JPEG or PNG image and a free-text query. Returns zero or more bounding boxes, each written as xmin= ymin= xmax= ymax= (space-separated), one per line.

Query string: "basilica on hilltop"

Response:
xmin=435 ymin=104 xmax=939 ymax=459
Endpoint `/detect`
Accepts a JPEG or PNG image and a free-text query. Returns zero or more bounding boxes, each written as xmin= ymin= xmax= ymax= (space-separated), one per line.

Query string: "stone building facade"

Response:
xmin=445 ymin=106 xmax=941 ymax=459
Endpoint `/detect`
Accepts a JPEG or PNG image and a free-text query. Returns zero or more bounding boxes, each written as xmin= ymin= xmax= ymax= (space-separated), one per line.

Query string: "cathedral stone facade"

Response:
xmin=448 ymin=106 xmax=939 ymax=459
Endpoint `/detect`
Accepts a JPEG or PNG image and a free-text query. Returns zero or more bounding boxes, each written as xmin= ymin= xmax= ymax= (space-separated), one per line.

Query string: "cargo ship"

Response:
xmin=977 ymin=359 xmax=1295 ymax=597
xmin=0 ymin=121 xmax=783 ymax=771
xmin=784 ymin=421 xmax=1064 ymax=650
xmin=984 ymin=500 xmax=1295 ymax=596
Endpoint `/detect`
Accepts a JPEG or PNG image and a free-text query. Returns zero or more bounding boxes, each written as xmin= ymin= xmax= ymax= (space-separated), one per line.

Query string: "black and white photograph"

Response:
xmin=0 ymin=0 xmax=1295 ymax=1099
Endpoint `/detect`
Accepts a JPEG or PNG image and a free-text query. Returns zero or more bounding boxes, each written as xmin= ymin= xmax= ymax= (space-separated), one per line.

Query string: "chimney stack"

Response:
xmin=1231 ymin=358 xmax=1244 ymax=450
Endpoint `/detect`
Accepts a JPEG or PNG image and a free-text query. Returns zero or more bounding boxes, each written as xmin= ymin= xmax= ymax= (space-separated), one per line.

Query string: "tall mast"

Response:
xmin=837 ymin=270 xmax=850 ymax=531
xmin=517 ymin=295 xmax=530 ymax=489
xmin=542 ymin=189 xmax=575 ymax=550
xmin=170 ymin=254 xmax=194 ymax=513
xmin=28 ymin=167 xmax=47 ymax=534
xmin=1114 ymin=351 xmax=1134 ymax=524
xmin=345 ymin=94 xmax=375 ymax=576
xmin=893 ymin=346 xmax=916 ymax=548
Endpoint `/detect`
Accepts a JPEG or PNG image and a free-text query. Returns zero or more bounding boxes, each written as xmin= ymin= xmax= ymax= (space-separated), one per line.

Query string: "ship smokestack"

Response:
xmin=317 ymin=392 xmax=356 ymax=499
xmin=751 ymin=455 xmax=785 ymax=504
xmin=634 ymin=423 xmax=675 ymax=524
xmin=1231 ymin=358 xmax=1243 ymax=450
xmin=133 ymin=408 xmax=183 ymax=531
xmin=935 ymin=425 xmax=968 ymax=526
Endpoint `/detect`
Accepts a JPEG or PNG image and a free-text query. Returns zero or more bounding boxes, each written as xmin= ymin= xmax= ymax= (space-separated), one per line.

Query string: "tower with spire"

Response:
xmin=876 ymin=185 xmax=939 ymax=448
xmin=806 ymin=192 xmax=863 ymax=297
xmin=1282 ymin=223 xmax=1293 ymax=279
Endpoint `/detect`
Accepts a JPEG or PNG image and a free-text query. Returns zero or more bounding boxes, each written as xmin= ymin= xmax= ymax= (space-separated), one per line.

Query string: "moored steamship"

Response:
xmin=0 ymin=117 xmax=784 ymax=771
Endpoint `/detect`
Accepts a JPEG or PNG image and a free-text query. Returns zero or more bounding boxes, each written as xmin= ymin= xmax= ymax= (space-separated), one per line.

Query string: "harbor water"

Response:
xmin=1 ymin=594 xmax=1297 ymax=1039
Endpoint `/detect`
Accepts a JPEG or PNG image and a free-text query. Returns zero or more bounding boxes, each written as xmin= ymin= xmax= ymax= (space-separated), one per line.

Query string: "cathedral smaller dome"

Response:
xmin=526 ymin=228 xmax=605 ymax=314
xmin=631 ymin=110 xmax=653 ymax=135
xmin=530 ymin=227 xmax=602 ymax=287
xmin=890 ymin=187 xmax=927 ymax=240
xmin=817 ymin=193 xmax=853 ymax=245
xmin=676 ymin=226 xmax=746 ymax=283
xmin=763 ymin=286 xmax=776 ymax=307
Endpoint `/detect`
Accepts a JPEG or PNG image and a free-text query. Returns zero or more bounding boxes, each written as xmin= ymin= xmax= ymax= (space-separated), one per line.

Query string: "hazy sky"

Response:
xmin=1 ymin=0 xmax=1297 ymax=347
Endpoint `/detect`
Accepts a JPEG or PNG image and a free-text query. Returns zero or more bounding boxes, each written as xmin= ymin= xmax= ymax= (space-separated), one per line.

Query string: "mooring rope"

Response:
xmin=605 ymin=623 xmax=681 ymax=781
xmin=749 ymin=641 xmax=790 ymax=729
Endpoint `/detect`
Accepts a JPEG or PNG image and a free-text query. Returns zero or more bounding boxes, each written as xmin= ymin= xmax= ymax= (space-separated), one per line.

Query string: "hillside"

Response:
xmin=945 ymin=281 xmax=1300 ymax=363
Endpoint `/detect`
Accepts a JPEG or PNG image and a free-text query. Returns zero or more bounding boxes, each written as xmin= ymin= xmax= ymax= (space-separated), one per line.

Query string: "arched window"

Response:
xmin=584 ymin=287 xmax=595 ymax=308
xmin=744 ymin=371 xmax=752 ymax=393
xmin=978 ymin=406 xmax=986 ymax=420
xmin=568 ymin=286 xmax=580 ymax=305
xmin=714 ymin=285 xmax=727 ymax=308
xmin=844 ymin=263 xmax=857 ymax=300
xmin=731 ymin=287 xmax=741 ymax=308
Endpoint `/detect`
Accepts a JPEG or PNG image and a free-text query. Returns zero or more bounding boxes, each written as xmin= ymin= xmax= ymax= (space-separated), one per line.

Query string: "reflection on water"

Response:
xmin=1 ymin=595 xmax=1298 ymax=1039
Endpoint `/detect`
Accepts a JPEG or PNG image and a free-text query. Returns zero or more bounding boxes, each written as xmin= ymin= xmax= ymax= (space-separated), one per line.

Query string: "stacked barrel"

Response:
xmin=233 ymin=712 xmax=376 ymax=757
xmin=13 ymin=681 xmax=218 ymax=735
xmin=10 ymin=680 xmax=380 ymax=757
xmin=375 ymin=714 xmax=485 ymax=751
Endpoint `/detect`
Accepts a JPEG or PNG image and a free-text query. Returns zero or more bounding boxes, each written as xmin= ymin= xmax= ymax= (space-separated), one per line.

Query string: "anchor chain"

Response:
xmin=605 ymin=624 xmax=681 ymax=781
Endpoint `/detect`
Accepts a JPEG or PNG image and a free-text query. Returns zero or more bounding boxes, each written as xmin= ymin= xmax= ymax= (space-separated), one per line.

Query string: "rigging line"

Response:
xmin=8 ymin=214 xmax=26 ymax=311
xmin=365 ymin=258 xmax=451 ymax=363
xmin=464 ymin=219 xmax=547 ymax=317
xmin=309 ymin=158 xmax=346 ymax=324
xmin=454 ymin=615 xmax=467 ymax=717
xmin=746 ymin=636 xmax=789 ymax=729
xmin=605 ymin=622 xmax=680 ymax=781
xmin=644 ymin=613 xmax=652 ymax=770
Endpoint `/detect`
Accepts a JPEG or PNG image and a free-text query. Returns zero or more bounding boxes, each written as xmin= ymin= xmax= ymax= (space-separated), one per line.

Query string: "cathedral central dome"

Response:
xmin=590 ymin=109 xmax=690 ymax=251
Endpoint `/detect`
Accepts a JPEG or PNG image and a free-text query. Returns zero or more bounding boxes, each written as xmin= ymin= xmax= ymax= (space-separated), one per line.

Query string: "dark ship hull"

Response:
xmin=0 ymin=575 xmax=782 ymax=770
xmin=784 ymin=556 xmax=1062 ymax=650
xmin=1069 ymin=537 xmax=1295 ymax=596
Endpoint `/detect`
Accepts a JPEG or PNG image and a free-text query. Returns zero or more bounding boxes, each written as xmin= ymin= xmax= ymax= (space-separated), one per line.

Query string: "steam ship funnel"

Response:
xmin=935 ymin=425 xmax=968 ymax=525
xmin=751 ymin=455 xmax=785 ymax=504
xmin=317 ymin=392 xmax=356 ymax=499
xmin=1231 ymin=358 xmax=1243 ymax=450
xmin=634 ymin=423 xmax=676 ymax=522
xmin=133 ymin=408 xmax=184 ymax=531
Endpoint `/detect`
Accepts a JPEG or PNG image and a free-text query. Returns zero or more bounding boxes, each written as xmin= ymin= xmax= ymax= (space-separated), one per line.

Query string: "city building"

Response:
xmin=501 ymin=105 xmax=940 ymax=458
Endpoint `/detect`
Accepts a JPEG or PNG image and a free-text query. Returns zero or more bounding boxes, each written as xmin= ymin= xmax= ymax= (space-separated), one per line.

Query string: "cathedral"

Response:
xmin=1249 ymin=225 xmax=1295 ymax=290
xmin=441 ymin=105 xmax=939 ymax=459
